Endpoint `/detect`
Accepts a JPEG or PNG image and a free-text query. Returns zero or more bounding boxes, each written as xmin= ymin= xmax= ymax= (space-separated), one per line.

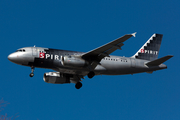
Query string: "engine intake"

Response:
xmin=43 ymin=72 xmax=70 ymax=84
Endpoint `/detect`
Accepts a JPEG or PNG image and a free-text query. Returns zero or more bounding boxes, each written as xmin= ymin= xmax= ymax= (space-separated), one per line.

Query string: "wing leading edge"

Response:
xmin=81 ymin=32 xmax=136 ymax=69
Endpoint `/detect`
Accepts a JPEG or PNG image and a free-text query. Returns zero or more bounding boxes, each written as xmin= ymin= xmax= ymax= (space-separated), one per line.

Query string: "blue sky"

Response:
xmin=0 ymin=0 xmax=179 ymax=120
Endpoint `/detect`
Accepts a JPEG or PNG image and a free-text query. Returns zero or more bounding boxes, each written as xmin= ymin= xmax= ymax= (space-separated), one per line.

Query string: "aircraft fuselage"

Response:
xmin=8 ymin=47 xmax=167 ymax=76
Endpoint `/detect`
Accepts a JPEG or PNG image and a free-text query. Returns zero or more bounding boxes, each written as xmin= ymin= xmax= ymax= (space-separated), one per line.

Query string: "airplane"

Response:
xmin=8 ymin=33 xmax=173 ymax=89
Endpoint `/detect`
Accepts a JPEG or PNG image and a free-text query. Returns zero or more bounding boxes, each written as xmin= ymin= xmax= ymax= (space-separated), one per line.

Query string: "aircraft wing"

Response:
xmin=82 ymin=32 xmax=136 ymax=69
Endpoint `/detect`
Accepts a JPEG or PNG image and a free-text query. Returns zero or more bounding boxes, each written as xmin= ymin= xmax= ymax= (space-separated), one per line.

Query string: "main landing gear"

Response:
xmin=29 ymin=66 xmax=35 ymax=77
xmin=87 ymin=71 xmax=95 ymax=78
xmin=75 ymin=82 xmax=82 ymax=89
xmin=75 ymin=71 xmax=95 ymax=89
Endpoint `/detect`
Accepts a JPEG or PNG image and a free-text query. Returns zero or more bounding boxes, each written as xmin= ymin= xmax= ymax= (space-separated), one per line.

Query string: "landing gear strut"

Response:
xmin=87 ymin=71 xmax=95 ymax=78
xmin=29 ymin=66 xmax=35 ymax=77
xmin=75 ymin=82 xmax=82 ymax=89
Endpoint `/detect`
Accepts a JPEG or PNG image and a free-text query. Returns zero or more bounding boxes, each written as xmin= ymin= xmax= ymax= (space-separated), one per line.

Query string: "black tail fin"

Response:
xmin=132 ymin=34 xmax=163 ymax=61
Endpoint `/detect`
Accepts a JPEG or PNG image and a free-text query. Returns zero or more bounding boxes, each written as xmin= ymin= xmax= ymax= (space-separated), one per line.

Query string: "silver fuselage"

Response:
xmin=8 ymin=47 xmax=167 ymax=76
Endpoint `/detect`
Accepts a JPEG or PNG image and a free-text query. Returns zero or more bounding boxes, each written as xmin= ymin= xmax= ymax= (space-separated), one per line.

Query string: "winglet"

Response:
xmin=132 ymin=32 xmax=137 ymax=37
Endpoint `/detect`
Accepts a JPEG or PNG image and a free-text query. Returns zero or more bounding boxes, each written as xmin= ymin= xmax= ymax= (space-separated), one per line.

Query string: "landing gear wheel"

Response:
xmin=29 ymin=66 xmax=35 ymax=77
xmin=29 ymin=73 xmax=34 ymax=77
xmin=88 ymin=71 xmax=95 ymax=78
xmin=75 ymin=82 xmax=82 ymax=89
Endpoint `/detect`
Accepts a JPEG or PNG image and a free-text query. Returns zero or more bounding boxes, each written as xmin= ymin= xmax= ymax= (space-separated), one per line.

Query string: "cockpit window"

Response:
xmin=16 ymin=49 xmax=26 ymax=52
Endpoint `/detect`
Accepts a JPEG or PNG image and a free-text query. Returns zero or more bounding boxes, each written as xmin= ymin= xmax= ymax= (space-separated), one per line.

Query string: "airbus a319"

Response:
xmin=8 ymin=33 xmax=173 ymax=89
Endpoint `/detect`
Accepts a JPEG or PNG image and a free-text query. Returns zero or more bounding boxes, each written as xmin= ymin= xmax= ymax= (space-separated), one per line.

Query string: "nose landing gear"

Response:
xmin=29 ymin=66 xmax=35 ymax=77
xmin=29 ymin=73 xmax=34 ymax=77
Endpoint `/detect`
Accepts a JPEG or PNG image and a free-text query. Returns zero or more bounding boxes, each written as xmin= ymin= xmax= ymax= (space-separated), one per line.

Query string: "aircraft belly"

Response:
xmin=99 ymin=60 xmax=132 ymax=75
xmin=55 ymin=62 xmax=89 ymax=75
xmin=58 ymin=68 xmax=89 ymax=75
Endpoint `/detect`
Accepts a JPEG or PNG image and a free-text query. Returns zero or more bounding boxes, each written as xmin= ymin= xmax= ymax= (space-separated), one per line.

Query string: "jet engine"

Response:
xmin=61 ymin=55 xmax=88 ymax=67
xmin=43 ymin=72 xmax=70 ymax=84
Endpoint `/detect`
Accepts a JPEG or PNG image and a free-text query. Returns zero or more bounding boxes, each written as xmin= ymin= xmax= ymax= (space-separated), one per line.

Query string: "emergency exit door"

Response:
xmin=32 ymin=47 xmax=37 ymax=56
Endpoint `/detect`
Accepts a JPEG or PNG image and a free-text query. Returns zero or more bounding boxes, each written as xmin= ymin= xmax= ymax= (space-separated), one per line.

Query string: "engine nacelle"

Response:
xmin=43 ymin=72 xmax=70 ymax=84
xmin=61 ymin=55 xmax=88 ymax=67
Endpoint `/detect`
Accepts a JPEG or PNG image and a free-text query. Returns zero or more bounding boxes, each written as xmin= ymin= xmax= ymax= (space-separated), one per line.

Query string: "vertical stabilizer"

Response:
xmin=132 ymin=34 xmax=163 ymax=61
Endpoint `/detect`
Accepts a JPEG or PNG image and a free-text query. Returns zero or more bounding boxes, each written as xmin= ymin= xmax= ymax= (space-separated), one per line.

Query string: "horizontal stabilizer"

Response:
xmin=146 ymin=71 xmax=153 ymax=74
xmin=146 ymin=55 xmax=173 ymax=66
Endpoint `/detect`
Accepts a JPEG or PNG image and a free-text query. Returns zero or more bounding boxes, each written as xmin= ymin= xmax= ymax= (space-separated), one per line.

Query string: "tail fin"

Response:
xmin=132 ymin=34 xmax=163 ymax=61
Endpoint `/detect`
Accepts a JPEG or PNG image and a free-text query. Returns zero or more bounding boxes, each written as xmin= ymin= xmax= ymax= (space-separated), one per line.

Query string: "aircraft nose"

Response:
xmin=8 ymin=53 xmax=23 ymax=64
xmin=8 ymin=53 xmax=15 ymax=62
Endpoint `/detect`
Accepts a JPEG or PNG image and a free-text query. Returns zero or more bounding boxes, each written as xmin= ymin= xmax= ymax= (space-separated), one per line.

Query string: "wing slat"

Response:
xmin=81 ymin=33 xmax=136 ymax=70
xmin=82 ymin=34 xmax=134 ymax=60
